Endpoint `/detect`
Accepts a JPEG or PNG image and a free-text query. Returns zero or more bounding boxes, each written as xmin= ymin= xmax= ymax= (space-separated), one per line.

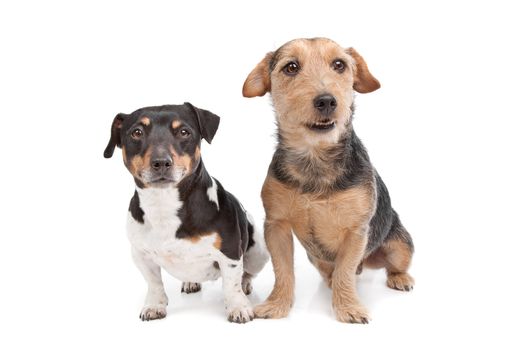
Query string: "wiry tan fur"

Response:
xmin=243 ymin=38 xmax=412 ymax=323
xmin=258 ymin=174 xmax=375 ymax=322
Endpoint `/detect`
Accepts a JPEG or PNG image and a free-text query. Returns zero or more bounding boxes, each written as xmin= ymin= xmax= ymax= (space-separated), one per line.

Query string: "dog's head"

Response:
xmin=243 ymin=38 xmax=380 ymax=144
xmin=104 ymin=103 xmax=220 ymax=188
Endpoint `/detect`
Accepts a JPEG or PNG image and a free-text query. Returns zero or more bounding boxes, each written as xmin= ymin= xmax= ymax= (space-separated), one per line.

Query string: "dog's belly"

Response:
xmin=128 ymin=215 xmax=222 ymax=282
xmin=295 ymin=234 xmax=337 ymax=262
xmin=155 ymin=254 xmax=220 ymax=283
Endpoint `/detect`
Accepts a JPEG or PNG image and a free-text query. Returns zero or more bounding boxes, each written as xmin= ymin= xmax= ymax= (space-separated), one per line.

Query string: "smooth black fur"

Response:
xmin=129 ymin=191 xmax=144 ymax=224
xmin=175 ymin=160 xmax=253 ymax=260
xmin=104 ymin=104 xmax=255 ymax=261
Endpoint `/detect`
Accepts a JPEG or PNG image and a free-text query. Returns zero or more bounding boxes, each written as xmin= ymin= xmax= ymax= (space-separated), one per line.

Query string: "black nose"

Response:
xmin=151 ymin=156 xmax=173 ymax=173
xmin=313 ymin=94 xmax=337 ymax=115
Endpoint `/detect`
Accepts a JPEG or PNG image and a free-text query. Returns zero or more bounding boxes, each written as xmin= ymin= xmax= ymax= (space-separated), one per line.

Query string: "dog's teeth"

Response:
xmin=314 ymin=122 xmax=333 ymax=126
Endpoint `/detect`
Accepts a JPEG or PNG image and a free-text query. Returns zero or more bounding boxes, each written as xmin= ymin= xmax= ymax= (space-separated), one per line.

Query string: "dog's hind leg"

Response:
xmin=180 ymin=282 xmax=202 ymax=294
xmin=365 ymin=213 xmax=415 ymax=291
xmin=242 ymin=213 xmax=269 ymax=295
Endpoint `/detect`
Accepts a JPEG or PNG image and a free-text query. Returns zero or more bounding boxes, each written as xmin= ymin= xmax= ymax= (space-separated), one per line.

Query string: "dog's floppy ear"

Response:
xmin=103 ymin=113 xmax=127 ymax=158
xmin=184 ymin=102 xmax=220 ymax=144
xmin=346 ymin=48 xmax=381 ymax=93
xmin=242 ymin=52 xmax=273 ymax=97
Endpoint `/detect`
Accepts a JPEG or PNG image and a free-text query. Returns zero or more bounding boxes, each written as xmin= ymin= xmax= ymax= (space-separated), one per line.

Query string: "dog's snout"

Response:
xmin=313 ymin=94 xmax=337 ymax=116
xmin=151 ymin=156 xmax=173 ymax=173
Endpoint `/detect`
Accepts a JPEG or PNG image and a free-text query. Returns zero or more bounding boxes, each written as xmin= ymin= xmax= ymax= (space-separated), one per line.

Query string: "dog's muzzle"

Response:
xmin=308 ymin=119 xmax=336 ymax=131
xmin=145 ymin=152 xmax=186 ymax=185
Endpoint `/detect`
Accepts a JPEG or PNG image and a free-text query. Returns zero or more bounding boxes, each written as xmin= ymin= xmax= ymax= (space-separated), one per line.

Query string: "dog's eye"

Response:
xmin=283 ymin=61 xmax=300 ymax=76
xmin=179 ymin=128 xmax=191 ymax=138
xmin=332 ymin=59 xmax=346 ymax=73
xmin=131 ymin=128 xmax=143 ymax=139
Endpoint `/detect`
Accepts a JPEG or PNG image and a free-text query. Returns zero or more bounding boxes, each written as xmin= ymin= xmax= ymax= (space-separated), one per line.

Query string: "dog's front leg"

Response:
xmin=131 ymin=248 xmax=168 ymax=321
xmin=218 ymin=257 xmax=254 ymax=323
xmin=331 ymin=227 xmax=369 ymax=323
xmin=254 ymin=219 xmax=295 ymax=319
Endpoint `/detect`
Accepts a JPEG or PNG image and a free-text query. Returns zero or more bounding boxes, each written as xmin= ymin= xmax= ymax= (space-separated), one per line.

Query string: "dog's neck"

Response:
xmin=135 ymin=185 xmax=183 ymax=229
xmin=272 ymin=122 xmax=370 ymax=195
xmin=273 ymin=130 xmax=350 ymax=192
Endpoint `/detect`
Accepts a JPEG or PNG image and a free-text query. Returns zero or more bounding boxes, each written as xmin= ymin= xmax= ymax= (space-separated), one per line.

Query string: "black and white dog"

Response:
xmin=104 ymin=103 xmax=268 ymax=323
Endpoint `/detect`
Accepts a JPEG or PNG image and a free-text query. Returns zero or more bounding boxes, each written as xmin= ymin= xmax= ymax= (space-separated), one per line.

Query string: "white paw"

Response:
xmin=139 ymin=305 xmax=167 ymax=321
xmin=225 ymin=293 xmax=254 ymax=323
xmin=226 ymin=304 xmax=254 ymax=324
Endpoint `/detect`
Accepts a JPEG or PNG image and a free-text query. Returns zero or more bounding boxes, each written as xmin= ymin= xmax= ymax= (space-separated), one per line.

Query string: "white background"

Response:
xmin=1 ymin=0 xmax=524 ymax=349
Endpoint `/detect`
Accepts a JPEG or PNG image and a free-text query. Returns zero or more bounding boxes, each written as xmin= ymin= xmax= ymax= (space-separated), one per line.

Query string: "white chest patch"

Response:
xmin=127 ymin=186 xmax=222 ymax=282
xmin=207 ymin=178 xmax=220 ymax=210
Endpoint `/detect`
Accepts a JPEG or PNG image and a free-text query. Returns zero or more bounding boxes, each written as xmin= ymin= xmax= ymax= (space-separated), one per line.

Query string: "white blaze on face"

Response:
xmin=207 ymin=178 xmax=219 ymax=210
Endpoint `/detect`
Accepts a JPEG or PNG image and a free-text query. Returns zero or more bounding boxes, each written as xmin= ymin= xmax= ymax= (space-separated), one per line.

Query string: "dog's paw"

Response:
xmin=181 ymin=282 xmax=202 ymax=294
xmin=226 ymin=305 xmax=254 ymax=324
xmin=333 ymin=304 xmax=370 ymax=324
xmin=225 ymin=293 xmax=254 ymax=324
xmin=139 ymin=305 xmax=167 ymax=321
xmin=242 ymin=277 xmax=253 ymax=295
xmin=387 ymin=272 xmax=414 ymax=291
xmin=254 ymin=299 xmax=292 ymax=319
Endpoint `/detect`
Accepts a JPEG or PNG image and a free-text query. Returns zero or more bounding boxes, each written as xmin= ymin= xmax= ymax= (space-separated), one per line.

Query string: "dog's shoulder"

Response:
xmin=334 ymin=131 xmax=375 ymax=190
xmin=175 ymin=173 xmax=251 ymax=260
xmin=212 ymin=178 xmax=253 ymax=259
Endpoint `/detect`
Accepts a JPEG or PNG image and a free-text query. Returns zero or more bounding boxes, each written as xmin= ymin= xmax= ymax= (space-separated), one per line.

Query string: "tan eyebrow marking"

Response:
xmin=140 ymin=117 xmax=150 ymax=126
xmin=172 ymin=120 xmax=181 ymax=129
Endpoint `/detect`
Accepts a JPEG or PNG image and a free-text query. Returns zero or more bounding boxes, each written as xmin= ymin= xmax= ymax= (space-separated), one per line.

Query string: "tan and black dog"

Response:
xmin=243 ymin=38 xmax=414 ymax=323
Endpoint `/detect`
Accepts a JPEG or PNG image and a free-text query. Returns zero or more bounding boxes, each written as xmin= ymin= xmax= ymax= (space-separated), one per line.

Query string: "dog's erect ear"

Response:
xmin=346 ymin=48 xmax=381 ymax=94
xmin=242 ymin=52 xmax=273 ymax=97
xmin=103 ymin=113 xmax=126 ymax=158
xmin=184 ymin=102 xmax=220 ymax=144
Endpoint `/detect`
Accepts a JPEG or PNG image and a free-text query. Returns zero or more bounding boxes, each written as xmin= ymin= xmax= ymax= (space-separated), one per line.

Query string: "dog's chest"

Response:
xmin=287 ymin=196 xmax=345 ymax=259
xmin=290 ymin=187 xmax=374 ymax=260
xmin=127 ymin=187 xmax=221 ymax=282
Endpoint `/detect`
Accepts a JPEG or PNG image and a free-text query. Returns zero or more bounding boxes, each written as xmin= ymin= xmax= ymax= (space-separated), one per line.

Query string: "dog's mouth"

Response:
xmin=307 ymin=120 xmax=336 ymax=132
xmin=149 ymin=177 xmax=176 ymax=184
xmin=140 ymin=168 xmax=187 ymax=187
